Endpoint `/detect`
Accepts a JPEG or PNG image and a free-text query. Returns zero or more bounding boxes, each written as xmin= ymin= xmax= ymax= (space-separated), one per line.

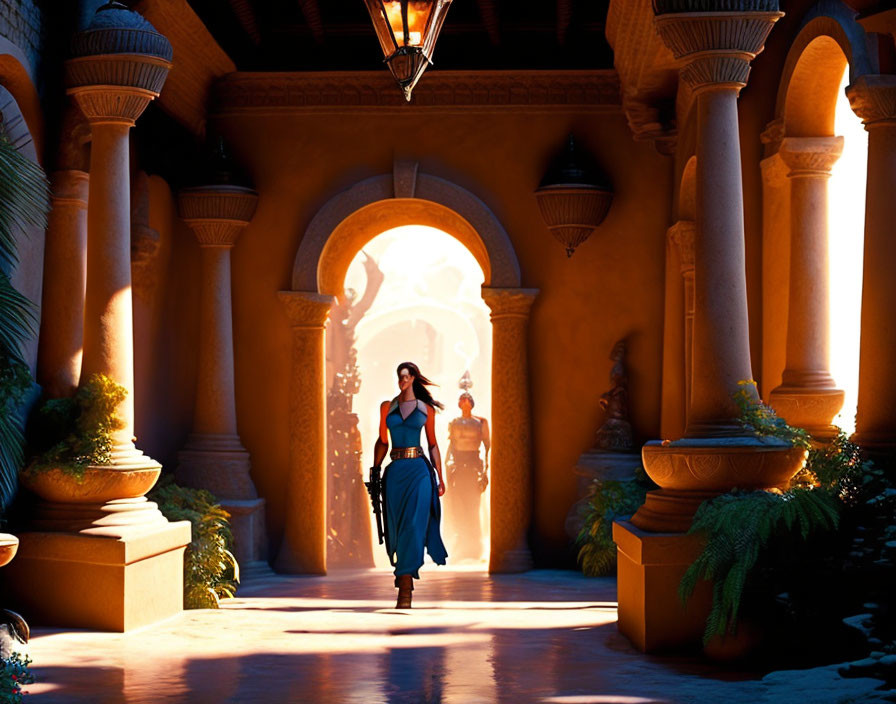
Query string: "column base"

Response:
xmin=29 ymin=496 xmax=169 ymax=532
xmin=177 ymin=435 xmax=258 ymax=499
xmin=612 ymin=520 xmax=711 ymax=653
xmin=220 ymin=497 xmax=267 ymax=567
xmin=630 ymin=489 xmax=719 ymax=532
xmin=768 ymin=386 xmax=845 ymax=438
xmin=489 ymin=547 xmax=533 ymax=574
xmin=1 ymin=521 xmax=191 ymax=631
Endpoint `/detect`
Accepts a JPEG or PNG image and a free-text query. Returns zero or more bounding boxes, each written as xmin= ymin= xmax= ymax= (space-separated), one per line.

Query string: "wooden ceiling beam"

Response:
xmin=298 ymin=0 xmax=326 ymax=45
xmin=228 ymin=0 xmax=261 ymax=44
xmin=475 ymin=0 xmax=501 ymax=46
xmin=557 ymin=0 xmax=572 ymax=45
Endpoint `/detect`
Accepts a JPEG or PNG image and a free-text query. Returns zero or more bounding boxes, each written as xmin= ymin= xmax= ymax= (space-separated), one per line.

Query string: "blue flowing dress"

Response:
xmin=383 ymin=399 xmax=448 ymax=579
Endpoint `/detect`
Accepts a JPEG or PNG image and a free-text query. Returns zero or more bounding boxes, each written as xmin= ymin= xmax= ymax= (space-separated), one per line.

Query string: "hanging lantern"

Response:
xmin=362 ymin=0 xmax=454 ymax=101
xmin=535 ymin=135 xmax=613 ymax=258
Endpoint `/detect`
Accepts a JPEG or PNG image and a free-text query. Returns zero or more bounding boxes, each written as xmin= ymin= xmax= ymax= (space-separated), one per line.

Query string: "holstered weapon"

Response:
xmin=365 ymin=466 xmax=385 ymax=545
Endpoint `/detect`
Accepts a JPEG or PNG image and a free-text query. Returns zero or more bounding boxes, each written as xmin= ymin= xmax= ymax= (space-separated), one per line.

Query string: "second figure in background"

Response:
xmin=444 ymin=372 xmax=490 ymax=561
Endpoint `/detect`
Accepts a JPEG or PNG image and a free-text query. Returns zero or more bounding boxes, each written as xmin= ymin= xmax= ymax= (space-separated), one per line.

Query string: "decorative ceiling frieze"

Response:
xmin=212 ymin=70 xmax=621 ymax=115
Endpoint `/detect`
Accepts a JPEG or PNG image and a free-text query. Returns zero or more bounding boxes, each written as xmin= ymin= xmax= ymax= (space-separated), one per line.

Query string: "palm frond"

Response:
xmin=0 ymin=133 xmax=50 ymax=271
xmin=0 ymin=273 xmax=37 ymax=359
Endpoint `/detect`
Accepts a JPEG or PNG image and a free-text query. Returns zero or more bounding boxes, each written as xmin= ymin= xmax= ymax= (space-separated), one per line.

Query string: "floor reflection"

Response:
xmin=24 ymin=569 xmax=792 ymax=703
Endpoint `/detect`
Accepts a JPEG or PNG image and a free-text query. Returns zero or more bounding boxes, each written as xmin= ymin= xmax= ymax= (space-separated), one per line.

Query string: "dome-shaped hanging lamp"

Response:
xmin=535 ymin=135 xmax=613 ymax=257
xmin=362 ymin=0 xmax=454 ymax=101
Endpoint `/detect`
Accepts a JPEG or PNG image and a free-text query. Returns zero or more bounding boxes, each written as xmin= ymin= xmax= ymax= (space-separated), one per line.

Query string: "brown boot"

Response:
xmin=395 ymin=575 xmax=413 ymax=608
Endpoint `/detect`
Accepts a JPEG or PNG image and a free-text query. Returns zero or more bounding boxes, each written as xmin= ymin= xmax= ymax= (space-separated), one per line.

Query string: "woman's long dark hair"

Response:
xmin=397 ymin=362 xmax=444 ymax=410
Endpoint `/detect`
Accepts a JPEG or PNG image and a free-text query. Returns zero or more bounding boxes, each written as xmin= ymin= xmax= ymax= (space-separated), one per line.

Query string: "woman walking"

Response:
xmin=371 ymin=362 xmax=448 ymax=608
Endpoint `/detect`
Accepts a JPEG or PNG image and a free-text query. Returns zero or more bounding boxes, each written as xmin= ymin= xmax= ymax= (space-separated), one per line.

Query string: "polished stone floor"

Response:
xmin=22 ymin=567 xmax=888 ymax=703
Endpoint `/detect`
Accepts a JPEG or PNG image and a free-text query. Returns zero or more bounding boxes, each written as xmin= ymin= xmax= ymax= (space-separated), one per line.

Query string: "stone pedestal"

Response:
xmin=769 ymin=137 xmax=844 ymax=440
xmin=613 ymin=521 xmax=711 ymax=653
xmin=482 ymin=288 xmax=538 ymax=573
xmin=175 ymin=185 xmax=267 ymax=570
xmin=564 ymin=451 xmax=642 ymax=540
xmin=847 ymin=75 xmax=896 ymax=462
xmin=2 ymin=523 xmax=190 ymax=631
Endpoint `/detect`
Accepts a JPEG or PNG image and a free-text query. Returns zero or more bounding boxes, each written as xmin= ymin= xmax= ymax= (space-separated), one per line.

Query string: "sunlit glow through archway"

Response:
xmin=828 ymin=68 xmax=867 ymax=435
xmin=343 ymin=225 xmax=492 ymax=569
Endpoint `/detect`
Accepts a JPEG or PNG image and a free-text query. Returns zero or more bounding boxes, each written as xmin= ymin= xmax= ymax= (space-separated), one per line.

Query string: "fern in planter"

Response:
xmin=24 ymin=374 xmax=126 ymax=480
xmin=679 ymin=381 xmax=872 ymax=645
xmin=679 ymin=488 xmax=840 ymax=642
xmin=576 ymin=467 xmax=654 ymax=577
xmin=148 ymin=480 xmax=240 ymax=609
xmin=0 ymin=129 xmax=50 ymax=511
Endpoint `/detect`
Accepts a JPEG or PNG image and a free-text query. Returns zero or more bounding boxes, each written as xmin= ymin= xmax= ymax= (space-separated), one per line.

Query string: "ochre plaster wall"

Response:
xmin=147 ymin=106 xmax=671 ymax=566
xmin=134 ymin=176 xmax=201 ymax=470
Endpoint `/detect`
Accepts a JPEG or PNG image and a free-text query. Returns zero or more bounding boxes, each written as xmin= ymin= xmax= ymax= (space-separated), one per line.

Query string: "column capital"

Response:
xmin=65 ymin=4 xmax=171 ymax=125
xmin=278 ymin=291 xmax=336 ymax=328
xmin=847 ymin=74 xmax=896 ymax=127
xmin=654 ymin=11 xmax=783 ymax=93
xmin=778 ymin=136 xmax=844 ymax=177
xmin=67 ymin=84 xmax=158 ymax=127
xmin=481 ymin=288 xmax=539 ymax=319
xmin=668 ymin=220 xmax=695 ymax=273
xmin=178 ymin=185 xmax=259 ymax=248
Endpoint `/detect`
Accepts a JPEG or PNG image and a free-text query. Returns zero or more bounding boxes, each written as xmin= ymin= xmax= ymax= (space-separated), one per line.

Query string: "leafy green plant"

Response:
xmin=24 ymin=374 xmax=127 ymax=480
xmin=149 ymin=480 xmax=239 ymax=609
xmin=680 ymin=488 xmax=840 ymax=642
xmin=0 ymin=129 xmax=50 ymax=511
xmin=733 ymin=379 xmax=809 ymax=449
xmin=576 ymin=467 xmax=654 ymax=577
xmin=0 ymin=653 xmax=34 ymax=703
xmin=680 ymin=382 xmax=878 ymax=646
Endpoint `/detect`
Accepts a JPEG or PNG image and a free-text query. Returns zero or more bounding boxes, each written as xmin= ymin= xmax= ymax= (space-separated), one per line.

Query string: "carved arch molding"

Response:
xmin=275 ymin=164 xmax=539 ymax=575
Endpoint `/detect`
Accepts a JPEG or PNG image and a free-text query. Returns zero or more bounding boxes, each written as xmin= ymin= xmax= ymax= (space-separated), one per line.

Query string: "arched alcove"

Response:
xmin=762 ymin=0 xmax=871 ymax=434
xmin=276 ymin=165 xmax=538 ymax=576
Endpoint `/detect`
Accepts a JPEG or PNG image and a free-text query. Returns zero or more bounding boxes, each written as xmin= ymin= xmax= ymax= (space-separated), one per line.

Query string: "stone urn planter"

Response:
xmin=19 ymin=465 xmax=161 ymax=505
xmin=631 ymin=437 xmax=808 ymax=532
xmin=0 ymin=534 xmax=19 ymax=567
xmin=641 ymin=437 xmax=807 ymax=492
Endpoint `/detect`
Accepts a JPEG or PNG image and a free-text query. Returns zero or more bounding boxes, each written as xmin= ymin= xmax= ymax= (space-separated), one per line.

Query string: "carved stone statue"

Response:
xmin=565 ymin=339 xmax=641 ymax=540
xmin=444 ymin=371 xmax=491 ymax=561
xmin=592 ymin=340 xmax=633 ymax=452
xmin=325 ymin=253 xmax=384 ymax=568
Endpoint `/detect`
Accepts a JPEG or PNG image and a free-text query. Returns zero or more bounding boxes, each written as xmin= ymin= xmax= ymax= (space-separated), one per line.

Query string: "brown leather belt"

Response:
xmin=390 ymin=446 xmax=423 ymax=460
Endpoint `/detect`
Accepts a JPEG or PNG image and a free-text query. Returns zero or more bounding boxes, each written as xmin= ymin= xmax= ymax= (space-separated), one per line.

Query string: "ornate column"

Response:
xmin=758 ymin=127 xmax=790 ymax=400
xmin=482 ymin=287 xmax=538 ymax=573
xmin=613 ymin=3 xmax=804 ymax=653
xmin=847 ymin=74 xmax=896 ymax=461
xmin=668 ymin=220 xmax=695 ymax=425
xmin=276 ymin=291 xmax=335 ymax=574
xmin=68 ymin=5 xmax=172 ymax=462
xmin=6 ymin=4 xmax=191 ymax=633
xmin=176 ymin=184 xmax=268 ymax=569
xmin=768 ymin=137 xmax=844 ymax=439
xmin=37 ymin=170 xmax=89 ymax=398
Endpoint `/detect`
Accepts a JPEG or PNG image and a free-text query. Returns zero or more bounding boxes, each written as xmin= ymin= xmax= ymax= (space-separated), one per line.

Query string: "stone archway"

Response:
xmin=275 ymin=164 xmax=537 ymax=575
xmin=762 ymin=1 xmax=874 ymax=437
